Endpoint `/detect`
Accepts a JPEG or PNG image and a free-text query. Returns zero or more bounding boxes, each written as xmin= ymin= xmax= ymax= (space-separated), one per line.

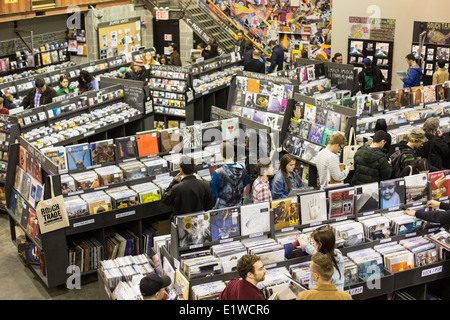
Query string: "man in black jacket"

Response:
xmin=162 ymin=156 xmax=214 ymax=219
xmin=20 ymin=78 xmax=58 ymax=109
xmin=358 ymin=58 xmax=384 ymax=94
xmin=405 ymin=199 xmax=450 ymax=225
xmin=244 ymin=50 xmax=265 ymax=74
xmin=267 ymin=40 xmax=284 ymax=73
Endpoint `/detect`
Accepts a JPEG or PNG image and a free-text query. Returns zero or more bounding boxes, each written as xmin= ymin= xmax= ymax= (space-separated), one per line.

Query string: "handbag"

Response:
xmin=35 ymin=177 xmax=70 ymax=234
xmin=342 ymin=127 xmax=360 ymax=171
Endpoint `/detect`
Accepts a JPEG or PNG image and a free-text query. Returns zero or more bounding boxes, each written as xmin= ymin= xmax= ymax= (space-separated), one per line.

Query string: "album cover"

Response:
xmin=241 ymin=107 xmax=255 ymax=120
xmin=177 ymin=212 xmax=212 ymax=247
xmin=411 ymin=86 xmax=424 ymax=105
xmin=221 ymin=118 xmax=239 ymax=141
xmin=235 ymin=77 xmax=248 ymax=92
xmin=253 ymin=110 xmax=266 ymax=124
xmin=288 ymin=119 xmax=301 ymax=136
xmin=247 ymin=78 xmax=260 ymax=94
xmin=370 ymin=92 xmax=384 ymax=112
xmin=244 ymin=92 xmax=257 ymax=109
xmin=299 ymin=191 xmax=328 ymax=225
xmin=423 ymin=85 xmax=436 ymax=103
xmin=298 ymin=120 xmax=311 ymax=140
xmin=322 ymin=128 xmax=337 ymax=146
xmin=19 ymin=146 xmax=27 ymax=172
xmin=355 ymin=183 xmax=379 ymax=214
xmin=328 ymin=187 xmax=355 ymax=219
xmin=230 ymin=105 xmax=243 ymax=116
xmin=436 ymin=83 xmax=449 ymax=101
xmin=379 ymin=178 xmax=406 ymax=209
xmin=66 ymin=143 xmax=92 ymax=171
xmin=255 ymin=94 xmax=270 ymax=111
xmin=116 ymin=136 xmax=138 ymax=160
xmin=19 ymin=170 xmax=31 ymax=201
xmin=136 ymin=132 xmax=159 ymax=157
xmin=308 ymin=124 xmax=324 ymax=145
xmin=398 ymin=88 xmax=411 ymax=107
xmin=233 ymin=91 xmax=245 ymax=106
xmin=259 ymin=80 xmax=272 ymax=95
xmin=42 ymin=146 xmax=68 ymax=173
xmin=384 ymin=90 xmax=399 ymax=110
xmin=291 ymin=138 xmax=306 ymax=158
xmin=283 ymin=135 xmax=296 ymax=154
xmin=271 ymin=197 xmax=300 ymax=230
xmin=303 ymin=104 xmax=316 ymax=122
xmin=267 ymin=97 xmax=282 ymax=113
xmin=210 ymin=207 xmax=240 ymax=241
xmin=375 ymin=43 xmax=389 ymax=57
xmin=159 ymin=129 xmax=182 ymax=153
xmin=324 ymin=111 xmax=341 ymax=131
xmin=283 ymin=84 xmax=294 ymax=99
xmin=90 ymin=139 xmax=115 ymax=165
xmin=429 ymin=170 xmax=450 ymax=199
xmin=264 ymin=113 xmax=282 ymax=131
xmin=302 ymin=141 xmax=322 ymax=163
xmin=271 ymin=84 xmax=285 ymax=99
xmin=350 ymin=41 xmax=364 ymax=55
xmin=404 ymin=173 xmax=428 ymax=203
xmin=315 ymin=108 xmax=328 ymax=126
xmin=240 ymin=202 xmax=271 ymax=236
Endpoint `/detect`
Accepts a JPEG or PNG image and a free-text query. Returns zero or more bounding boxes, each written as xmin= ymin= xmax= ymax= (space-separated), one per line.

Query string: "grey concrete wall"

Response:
xmin=179 ymin=19 xmax=193 ymax=62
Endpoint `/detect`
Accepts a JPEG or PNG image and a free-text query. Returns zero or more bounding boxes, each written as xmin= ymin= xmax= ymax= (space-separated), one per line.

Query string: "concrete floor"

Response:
xmin=0 ymin=213 xmax=99 ymax=300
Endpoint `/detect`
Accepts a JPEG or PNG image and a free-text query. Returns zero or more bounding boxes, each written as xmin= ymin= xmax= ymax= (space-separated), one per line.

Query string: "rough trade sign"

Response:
xmin=36 ymin=197 xmax=70 ymax=234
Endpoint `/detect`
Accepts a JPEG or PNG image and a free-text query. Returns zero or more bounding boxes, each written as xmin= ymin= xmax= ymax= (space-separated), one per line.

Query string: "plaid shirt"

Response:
xmin=252 ymin=176 xmax=272 ymax=204
xmin=34 ymin=90 xmax=42 ymax=108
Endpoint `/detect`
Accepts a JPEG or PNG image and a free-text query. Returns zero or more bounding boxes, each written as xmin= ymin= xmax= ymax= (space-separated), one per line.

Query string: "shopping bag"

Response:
xmin=35 ymin=177 xmax=69 ymax=234
xmin=342 ymin=127 xmax=359 ymax=171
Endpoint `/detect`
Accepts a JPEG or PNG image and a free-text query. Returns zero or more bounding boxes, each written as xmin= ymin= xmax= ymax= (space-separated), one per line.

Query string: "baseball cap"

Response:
xmin=410 ymin=128 xmax=427 ymax=142
xmin=140 ymin=274 xmax=171 ymax=297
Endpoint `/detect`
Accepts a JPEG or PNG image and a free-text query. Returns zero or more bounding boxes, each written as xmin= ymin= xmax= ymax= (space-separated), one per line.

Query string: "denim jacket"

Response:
xmin=271 ymin=170 xmax=304 ymax=200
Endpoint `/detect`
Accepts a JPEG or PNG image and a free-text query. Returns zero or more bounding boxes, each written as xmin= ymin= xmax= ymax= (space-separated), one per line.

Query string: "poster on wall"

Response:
xmin=97 ymin=17 xmax=142 ymax=58
xmin=413 ymin=21 xmax=450 ymax=46
xmin=348 ymin=17 xmax=396 ymax=42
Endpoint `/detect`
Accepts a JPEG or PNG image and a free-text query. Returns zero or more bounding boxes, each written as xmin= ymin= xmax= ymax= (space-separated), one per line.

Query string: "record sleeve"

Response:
xmin=42 ymin=146 xmax=68 ymax=172
xmin=240 ymin=202 xmax=271 ymax=236
xmin=271 ymin=197 xmax=300 ymax=230
xmin=177 ymin=212 xmax=212 ymax=247
xmin=299 ymin=191 xmax=327 ymax=225
xmin=379 ymin=178 xmax=406 ymax=209
xmin=328 ymin=187 xmax=355 ymax=219
xmin=404 ymin=173 xmax=428 ymax=203
xmin=355 ymin=183 xmax=379 ymax=214
xmin=209 ymin=207 xmax=240 ymax=241
xmin=116 ymin=136 xmax=138 ymax=160
xmin=90 ymin=139 xmax=115 ymax=165
xmin=66 ymin=143 xmax=92 ymax=171
xmin=136 ymin=132 xmax=159 ymax=157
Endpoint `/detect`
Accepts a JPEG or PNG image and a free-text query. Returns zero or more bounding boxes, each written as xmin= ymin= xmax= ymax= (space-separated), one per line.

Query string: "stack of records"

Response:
xmin=209 ymin=207 xmax=241 ymax=242
xmin=176 ymin=212 xmax=211 ymax=247
xmin=343 ymin=257 xmax=359 ymax=286
xmin=64 ymin=196 xmax=89 ymax=219
xmin=210 ymin=241 xmax=247 ymax=273
xmin=142 ymin=224 xmax=158 ymax=256
xmin=104 ymin=230 xmax=140 ymax=259
xmin=71 ymin=170 xmax=100 ymax=190
xmin=244 ymin=238 xmax=284 ymax=265
xmin=68 ymin=238 xmax=103 ymax=273
xmin=119 ymin=160 xmax=147 ymax=180
xmin=275 ymin=230 xmax=305 ymax=259
xmin=61 ymin=174 xmax=76 ymax=194
xmin=329 ymin=220 xmax=364 ymax=247
xmin=240 ymin=202 xmax=270 ymax=236
xmin=152 ymin=175 xmax=173 ymax=195
xmin=426 ymin=230 xmax=450 ymax=260
xmin=130 ymin=182 xmax=161 ymax=203
xmin=191 ymin=281 xmax=226 ymax=300
xmin=141 ymin=157 xmax=169 ymax=176
xmin=258 ymin=267 xmax=294 ymax=300
xmin=81 ymin=191 xmax=112 ymax=214
xmin=94 ymin=165 xmax=124 ymax=186
xmin=106 ymin=186 xmax=139 ymax=209
xmin=384 ymin=210 xmax=424 ymax=235
xmin=358 ymin=214 xmax=391 ymax=240
xmin=179 ymin=250 xmax=220 ymax=279
xmin=163 ymin=153 xmax=182 ymax=171
xmin=289 ymin=261 xmax=311 ymax=287
xmin=374 ymin=242 xmax=414 ymax=273
xmin=399 ymin=236 xmax=439 ymax=267
xmin=347 ymin=248 xmax=384 ymax=281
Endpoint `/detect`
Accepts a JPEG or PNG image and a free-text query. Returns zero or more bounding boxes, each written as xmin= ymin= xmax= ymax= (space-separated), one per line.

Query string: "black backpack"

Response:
xmin=390 ymin=148 xmax=415 ymax=178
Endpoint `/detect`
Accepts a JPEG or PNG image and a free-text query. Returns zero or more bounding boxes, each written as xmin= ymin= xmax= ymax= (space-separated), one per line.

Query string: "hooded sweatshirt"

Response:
xmin=211 ymin=163 xmax=248 ymax=209
xmin=402 ymin=64 xmax=422 ymax=88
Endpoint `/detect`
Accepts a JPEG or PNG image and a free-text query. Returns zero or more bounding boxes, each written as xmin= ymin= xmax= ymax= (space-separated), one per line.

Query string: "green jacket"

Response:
xmin=352 ymin=146 xmax=393 ymax=185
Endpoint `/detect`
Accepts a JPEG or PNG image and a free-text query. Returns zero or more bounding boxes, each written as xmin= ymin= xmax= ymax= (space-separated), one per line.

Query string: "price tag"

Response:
xmin=73 ymin=219 xmax=95 ymax=228
xmin=116 ymin=210 xmax=136 ymax=219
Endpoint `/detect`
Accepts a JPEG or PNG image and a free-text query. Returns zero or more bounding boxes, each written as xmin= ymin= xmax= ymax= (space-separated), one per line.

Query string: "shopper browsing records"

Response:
xmin=372 ymin=119 xmax=391 ymax=154
xmin=316 ymin=133 xmax=351 ymax=189
xmin=206 ymin=42 xmax=219 ymax=59
xmin=78 ymin=70 xmax=99 ymax=93
xmin=296 ymin=253 xmax=351 ymax=300
xmin=244 ymin=50 xmax=266 ymax=74
xmin=130 ymin=59 xmax=150 ymax=83
xmin=162 ymin=156 xmax=214 ymax=218
xmin=56 ymin=75 xmax=75 ymax=96
xmin=0 ymin=91 xmax=16 ymax=110
xmin=219 ymin=254 xmax=266 ymax=300
xmin=271 ymin=154 xmax=304 ymax=200
xmin=401 ymin=53 xmax=423 ymax=88
xmin=211 ymin=142 xmax=248 ymax=209
xmin=358 ymin=58 xmax=383 ymax=94
xmin=418 ymin=117 xmax=449 ymax=170
xmin=235 ymin=30 xmax=246 ymax=57
xmin=391 ymin=128 xmax=426 ymax=178
xmin=405 ymin=199 xmax=450 ymax=225
xmin=143 ymin=50 xmax=156 ymax=67
xmin=432 ymin=59 xmax=449 ymax=85
xmin=332 ymin=53 xmax=343 ymax=63
xmin=352 ymin=130 xmax=393 ymax=185
xmin=0 ymin=97 xmax=10 ymax=114
xmin=159 ymin=55 xmax=168 ymax=65
xmin=140 ymin=274 xmax=172 ymax=300
xmin=296 ymin=227 xmax=345 ymax=291
xmin=252 ymin=158 xmax=274 ymax=204
xmin=267 ymin=40 xmax=284 ymax=73
xmin=242 ymin=40 xmax=255 ymax=65
xmin=168 ymin=43 xmax=182 ymax=66
xmin=20 ymin=77 xmax=58 ymax=109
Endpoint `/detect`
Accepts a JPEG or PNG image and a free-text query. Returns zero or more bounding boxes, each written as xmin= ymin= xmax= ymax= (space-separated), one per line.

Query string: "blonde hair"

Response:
xmin=329 ymin=133 xmax=347 ymax=146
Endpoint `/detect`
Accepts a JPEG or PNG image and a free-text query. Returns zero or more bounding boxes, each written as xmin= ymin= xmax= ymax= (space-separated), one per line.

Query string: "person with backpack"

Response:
xmin=390 ymin=128 xmax=427 ymax=178
xmin=418 ymin=117 xmax=449 ymax=170
xmin=358 ymin=58 xmax=383 ymax=94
